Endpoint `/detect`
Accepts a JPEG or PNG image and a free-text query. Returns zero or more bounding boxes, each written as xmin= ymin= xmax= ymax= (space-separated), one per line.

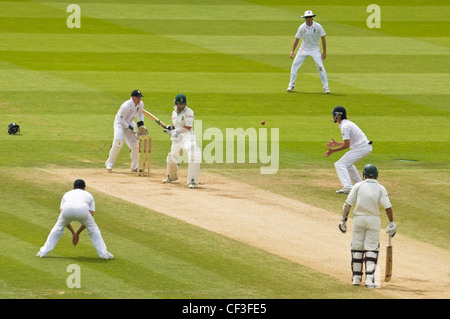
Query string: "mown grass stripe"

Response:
xmin=39 ymin=2 xmax=303 ymax=21
xmin=164 ymin=35 xmax=450 ymax=55
xmin=1 ymin=33 xmax=446 ymax=56
xmin=327 ymin=73 xmax=450 ymax=94
xmin=0 ymin=232 xmax=155 ymax=298
xmin=0 ymin=34 xmax=212 ymax=53
xmin=0 ymin=51 xmax=285 ymax=73
xmin=274 ymin=5 xmax=449 ymax=22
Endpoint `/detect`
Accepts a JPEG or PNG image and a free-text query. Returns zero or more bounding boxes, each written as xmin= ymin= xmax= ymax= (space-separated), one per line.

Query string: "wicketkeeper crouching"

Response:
xmin=105 ymin=90 xmax=149 ymax=172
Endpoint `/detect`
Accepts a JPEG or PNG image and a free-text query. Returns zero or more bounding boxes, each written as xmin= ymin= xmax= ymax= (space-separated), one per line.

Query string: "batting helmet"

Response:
xmin=174 ymin=94 xmax=187 ymax=104
xmin=332 ymin=106 xmax=347 ymax=119
xmin=363 ymin=164 xmax=378 ymax=179
xmin=8 ymin=123 xmax=20 ymax=135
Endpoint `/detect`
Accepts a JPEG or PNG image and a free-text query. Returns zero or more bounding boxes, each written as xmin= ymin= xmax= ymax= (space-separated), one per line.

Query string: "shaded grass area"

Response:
xmin=0 ymin=168 xmax=383 ymax=299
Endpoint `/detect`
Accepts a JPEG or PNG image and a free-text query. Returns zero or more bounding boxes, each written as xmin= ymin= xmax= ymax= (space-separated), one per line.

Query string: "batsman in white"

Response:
xmin=338 ymin=164 xmax=397 ymax=287
xmin=324 ymin=106 xmax=373 ymax=194
xmin=162 ymin=94 xmax=201 ymax=189
xmin=37 ymin=179 xmax=114 ymax=259
xmin=288 ymin=10 xmax=330 ymax=94
xmin=105 ymin=89 xmax=148 ymax=172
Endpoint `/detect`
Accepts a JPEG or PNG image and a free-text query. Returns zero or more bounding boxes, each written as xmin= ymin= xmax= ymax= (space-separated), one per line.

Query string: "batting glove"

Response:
xmin=170 ymin=129 xmax=179 ymax=138
xmin=163 ymin=125 xmax=174 ymax=136
xmin=338 ymin=222 xmax=347 ymax=233
xmin=386 ymin=222 xmax=397 ymax=237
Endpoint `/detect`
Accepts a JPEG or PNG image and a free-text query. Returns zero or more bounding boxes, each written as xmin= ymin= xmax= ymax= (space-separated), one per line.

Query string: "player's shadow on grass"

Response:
xmin=45 ymin=256 xmax=111 ymax=263
xmin=288 ymin=91 xmax=343 ymax=96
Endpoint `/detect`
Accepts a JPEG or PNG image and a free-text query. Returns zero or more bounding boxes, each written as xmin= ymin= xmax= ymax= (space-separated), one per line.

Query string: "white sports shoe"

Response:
xmin=162 ymin=175 xmax=178 ymax=183
xmin=188 ymin=179 xmax=197 ymax=189
xmin=365 ymin=276 xmax=377 ymax=288
xmin=36 ymin=251 xmax=46 ymax=258
xmin=352 ymin=276 xmax=361 ymax=286
xmin=336 ymin=188 xmax=351 ymax=194
xmin=101 ymin=252 xmax=114 ymax=260
xmin=106 ymin=163 xmax=113 ymax=172
xmin=324 ymin=88 xmax=330 ymax=94
xmin=287 ymin=86 xmax=295 ymax=92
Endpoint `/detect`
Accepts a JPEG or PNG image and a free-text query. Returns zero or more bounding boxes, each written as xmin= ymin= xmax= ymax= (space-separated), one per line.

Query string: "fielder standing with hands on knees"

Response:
xmin=162 ymin=94 xmax=201 ymax=189
xmin=105 ymin=90 xmax=149 ymax=172
xmin=287 ymin=10 xmax=330 ymax=94
xmin=338 ymin=164 xmax=397 ymax=288
xmin=37 ymin=179 xmax=114 ymax=259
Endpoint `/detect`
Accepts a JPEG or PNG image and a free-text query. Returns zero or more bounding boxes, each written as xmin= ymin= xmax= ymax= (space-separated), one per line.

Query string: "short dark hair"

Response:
xmin=73 ymin=179 xmax=86 ymax=189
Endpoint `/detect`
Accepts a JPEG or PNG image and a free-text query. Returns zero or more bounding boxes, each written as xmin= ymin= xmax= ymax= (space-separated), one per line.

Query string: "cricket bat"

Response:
xmin=142 ymin=109 xmax=168 ymax=129
xmin=385 ymin=234 xmax=393 ymax=282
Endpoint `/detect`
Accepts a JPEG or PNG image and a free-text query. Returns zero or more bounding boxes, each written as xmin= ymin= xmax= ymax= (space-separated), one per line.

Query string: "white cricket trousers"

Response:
xmin=351 ymin=215 xmax=380 ymax=282
xmin=105 ymin=124 xmax=139 ymax=170
xmin=351 ymin=215 xmax=381 ymax=251
xmin=166 ymin=133 xmax=202 ymax=184
xmin=335 ymin=144 xmax=372 ymax=189
xmin=289 ymin=48 xmax=329 ymax=90
xmin=39 ymin=203 xmax=108 ymax=257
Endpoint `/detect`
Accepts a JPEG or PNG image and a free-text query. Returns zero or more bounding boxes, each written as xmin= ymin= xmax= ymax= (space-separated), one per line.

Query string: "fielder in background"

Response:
xmin=338 ymin=164 xmax=397 ymax=288
xmin=324 ymin=106 xmax=372 ymax=194
xmin=287 ymin=10 xmax=330 ymax=94
xmin=37 ymin=179 xmax=114 ymax=259
xmin=105 ymin=90 xmax=149 ymax=172
xmin=162 ymin=94 xmax=201 ymax=189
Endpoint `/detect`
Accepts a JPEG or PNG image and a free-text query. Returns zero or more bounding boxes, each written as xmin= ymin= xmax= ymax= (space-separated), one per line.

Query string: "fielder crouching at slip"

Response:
xmin=339 ymin=164 xmax=397 ymax=288
xmin=162 ymin=94 xmax=201 ymax=189
xmin=36 ymin=179 xmax=114 ymax=259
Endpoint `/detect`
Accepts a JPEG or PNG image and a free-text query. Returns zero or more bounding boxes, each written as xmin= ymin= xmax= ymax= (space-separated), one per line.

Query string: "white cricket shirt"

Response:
xmin=345 ymin=179 xmax=391 ymax=216
xmin=114 ymin=98 xmax=145 ymax=130
xmin=171 ymin=106 xmax=195 ymax=142
xmin=60 ymin=189 xmax=95 ymax=212
xmin=295 ymin=21 xmax=326 ymax=51
xmin=339 ymin=119 xmax=370 ymax=149
xmin=172 ymin=106 xmax=194 ymax=131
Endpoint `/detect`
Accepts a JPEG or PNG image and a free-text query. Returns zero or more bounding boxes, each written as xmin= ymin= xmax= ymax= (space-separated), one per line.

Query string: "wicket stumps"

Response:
xmin=138 ymin=135 xmax=151 ymax=176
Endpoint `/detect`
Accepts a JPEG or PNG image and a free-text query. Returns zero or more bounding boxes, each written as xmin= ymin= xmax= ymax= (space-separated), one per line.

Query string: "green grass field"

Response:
xmin=0 ymin=0 xmax=449 ymax=301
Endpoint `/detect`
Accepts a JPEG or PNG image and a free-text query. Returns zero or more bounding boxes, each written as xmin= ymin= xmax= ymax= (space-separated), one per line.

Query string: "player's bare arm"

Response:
xmin=66 ymin=223 xmax=75 ymax=234
xmin=326 ymin=138 xmax=342 ymax=148
xmin=73 ymin=224 xmax=86 ymax=246
xmin=323 ymin=139 xmax=350 ymax=157
xmin=385 ymin=207 xmax=394 ymax=222
xmin=75 ymin=225 xmax=86 ymax=236
xmin=321 ymin=36 xmax=327 ymax=60
xmin=290 ymin=38 xmax=299 ymax=59
xmin=64 ymin=223 xmax=78 ymax=246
